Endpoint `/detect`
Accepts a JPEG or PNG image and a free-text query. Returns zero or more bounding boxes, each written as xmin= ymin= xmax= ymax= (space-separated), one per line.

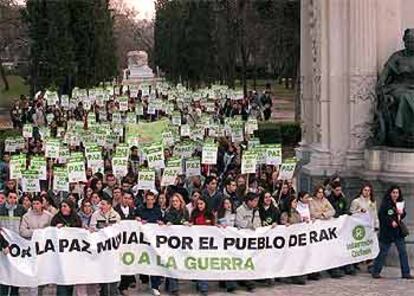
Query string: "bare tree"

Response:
xmin=111 ymin=0 xmax=154 ymax=71
xmin=0 ymin=0 xmax=26 ymax=91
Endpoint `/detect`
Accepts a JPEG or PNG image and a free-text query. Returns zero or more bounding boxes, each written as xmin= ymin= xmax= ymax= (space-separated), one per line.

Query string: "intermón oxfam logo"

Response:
xmin=352 ymin=225 xmax=366 ymax=241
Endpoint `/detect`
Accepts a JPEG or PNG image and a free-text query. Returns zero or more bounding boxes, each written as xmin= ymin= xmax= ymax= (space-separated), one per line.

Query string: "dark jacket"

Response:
xmin=135 ymin=205 xmax=163 ymax=223
xmin=259 ymin=204 xmax=280 ymax=226
xmin=202 ymin=189 xmax=222 ymax=212
xmin=114 ymin=204 xmax=136 ymax=220
xmin=0 ymin=233 xmax=9 ymax=250
xmin=51 ymin=212 xmax=82 ymax=228
xmin=0 ymin=204 xmax=26 ymax=218
xmin=222 ymin=188 xmax=242 ymax=209
xmin=164 ymin=208 xmax=189 ymax=225
xmin=327 ymin=193 xmax=350 ymax=218
xmin=378 ymin=198 xmax=407 ymax=243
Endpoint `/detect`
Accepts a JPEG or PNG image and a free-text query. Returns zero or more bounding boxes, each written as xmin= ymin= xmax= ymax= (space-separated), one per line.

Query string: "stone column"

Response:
xmin=299 ymin=0 xmax=314 ymax=147
xmin=346 ymin=0 xmax=377 ymax=168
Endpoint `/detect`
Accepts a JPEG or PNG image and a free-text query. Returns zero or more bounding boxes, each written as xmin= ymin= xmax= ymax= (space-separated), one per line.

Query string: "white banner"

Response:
xmin=0 ymin=215 xmax=378 ymax=287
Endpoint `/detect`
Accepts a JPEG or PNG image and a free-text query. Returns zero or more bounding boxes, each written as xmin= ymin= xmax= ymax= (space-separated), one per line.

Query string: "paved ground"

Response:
xmin=18 ymin=265 xmax=414 ymax=296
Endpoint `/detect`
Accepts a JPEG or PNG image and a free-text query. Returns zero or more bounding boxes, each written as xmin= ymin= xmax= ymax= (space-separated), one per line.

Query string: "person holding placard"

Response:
xmin=372 ymin=186 xmax=413 ymax=279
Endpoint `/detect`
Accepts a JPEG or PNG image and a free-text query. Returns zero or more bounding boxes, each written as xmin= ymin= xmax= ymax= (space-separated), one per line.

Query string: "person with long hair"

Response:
xmin=350 ymin=183 xmax=379 ymax=230
xmin=216 ymin=197 xmax=237 ymax=292
xmin=259 ymin=191 xmax=280 ymax=227
xmin=163 ymin=193 xmax=189 ymax=295
xmin=217 ymin=197 xmax=236 ymax=228
xmin=309 ymin=185 xmax=338 ymax=279
xmin=371 ymin=186 xmax=413 ymax=279
xmin=51 ymin=200 xmax=82 ymax=296
xmin=190 ymin=198 xmax=215 ymax=295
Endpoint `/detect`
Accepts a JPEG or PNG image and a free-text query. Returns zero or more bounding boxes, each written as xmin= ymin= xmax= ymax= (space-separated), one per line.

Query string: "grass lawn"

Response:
xmin=0 ymin=75 xmax=30 ymax=108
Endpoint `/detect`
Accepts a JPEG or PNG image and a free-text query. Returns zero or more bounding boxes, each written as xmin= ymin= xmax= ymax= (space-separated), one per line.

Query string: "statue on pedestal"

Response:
xmin=375 ymin=29 xmax=414 ymax=147
xmin=125 ymin=50 xmax=154 ymax=80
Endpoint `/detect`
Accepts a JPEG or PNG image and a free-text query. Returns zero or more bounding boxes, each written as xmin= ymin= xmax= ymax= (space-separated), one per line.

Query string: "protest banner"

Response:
xmin=67 ymin=156 xmax=87 ymax=183
xmin=30 ymin=156 xmax=47 ymax=180
xmin=144 ymin=143 xmax=165 ymax=169
xmin=9 ymin=154 xmax=26 ymax=180
xmin=22 ymin=124 xmax=33 ymax=138
xmin=85 ymin=146 xmax=104 ymax=173
xmin=161 ymin=165 xmax=181 ymax=187
xmin=278 ymin=159 xmax=297 ymax=180
xmin=241 ymin=150 xmax=258 ymax=175
xmin=53 ymin=166 xmax=69 ymax=192
xmin=125 ymin=120 xmax=168 ymax=145
xmin=137 ymin=169 xmax=155 ymax=190
xmin=21 ymin=169 xmax=40 ymax=193
xmin=185 ymin=158 xmax=201 ymax=176
xmin=112 ymin=156 xmax=128 ymax=178
xmin=265 ymin=144 xmax=282 ymax=166
xmin=0 ymin=215 xmax=379 ymax=286
xmin=45 ymin=139 xmax=60 ymax=159
xmin=201 ymin=143 xmax=218 ymax=165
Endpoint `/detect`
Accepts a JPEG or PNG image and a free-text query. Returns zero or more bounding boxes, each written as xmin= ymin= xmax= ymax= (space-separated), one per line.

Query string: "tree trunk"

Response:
xmin=0 ymin=62 xmax=9 ymax=91
xmin=252 ymin=62 xmax=257 ymax=91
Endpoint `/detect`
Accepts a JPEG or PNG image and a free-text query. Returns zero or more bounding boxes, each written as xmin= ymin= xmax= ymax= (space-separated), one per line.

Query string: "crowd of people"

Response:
xmin=0 ymin=83 xmax=412 ymax=296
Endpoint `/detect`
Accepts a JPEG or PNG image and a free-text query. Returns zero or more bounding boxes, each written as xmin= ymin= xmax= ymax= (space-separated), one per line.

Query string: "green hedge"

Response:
xmin=256 ymin=122 xmax=301 ymax=146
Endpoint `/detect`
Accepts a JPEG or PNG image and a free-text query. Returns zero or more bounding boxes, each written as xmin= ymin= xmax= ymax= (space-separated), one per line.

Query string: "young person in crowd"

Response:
xmin=234 ymin=192 xmax=261 ymax=291
xmin=163 ymin=193 xmax=189 ymax=295
xmin=114 ymin=190 xmax=137 ymax=295
xmin=90 ymin=195 xmax=121 ymax=296
xmin=371 ymin=186 xmax=413 ymax=279
xmin=280 ymin=195 xmax=306 ymax=285
xmin=309 ymin=185 xmax=338 ymax=279
xmin=19 ymin=196 xmax=53 ymax=296
xmin=326 ymin=181 xmax=354 ymax=276
xmin=0 ymin=191 xmax=26 ymax=296
xmin=259 ymin=191 xmax=280 ymax=227
xmin=51 ymin=200 xmax=82 ymax=296
xmin=190 ymin=198 xmax=215 ymax=295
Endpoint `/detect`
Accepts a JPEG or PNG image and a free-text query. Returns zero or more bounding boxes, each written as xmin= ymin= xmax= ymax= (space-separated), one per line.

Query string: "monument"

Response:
xmin=123 ymin=50 xmax=155 ymax=83
xmin=297 ymin=0 xmax=414 ymax=265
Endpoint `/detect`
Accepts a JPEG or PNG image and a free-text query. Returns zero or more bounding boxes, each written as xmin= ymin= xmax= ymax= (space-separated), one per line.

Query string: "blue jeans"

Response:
xmin=150 ymin=276 xmax=162 ymax=290
xmin=196 ymin=280 xmax=208 ymax=293
xmin=165 ymin=278 xmax=178 ymax=293
xmin=372 ymin=238 xmax=411 ymax=276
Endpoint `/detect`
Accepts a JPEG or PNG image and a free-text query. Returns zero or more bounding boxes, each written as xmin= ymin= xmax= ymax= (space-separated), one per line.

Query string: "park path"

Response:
xmin=19 ymin=266 xmax=414 ymax=296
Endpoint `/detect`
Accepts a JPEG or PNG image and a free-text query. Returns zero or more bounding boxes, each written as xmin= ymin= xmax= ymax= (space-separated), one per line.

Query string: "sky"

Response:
xmin=127 ymin=0 xmax=155 ymax=19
